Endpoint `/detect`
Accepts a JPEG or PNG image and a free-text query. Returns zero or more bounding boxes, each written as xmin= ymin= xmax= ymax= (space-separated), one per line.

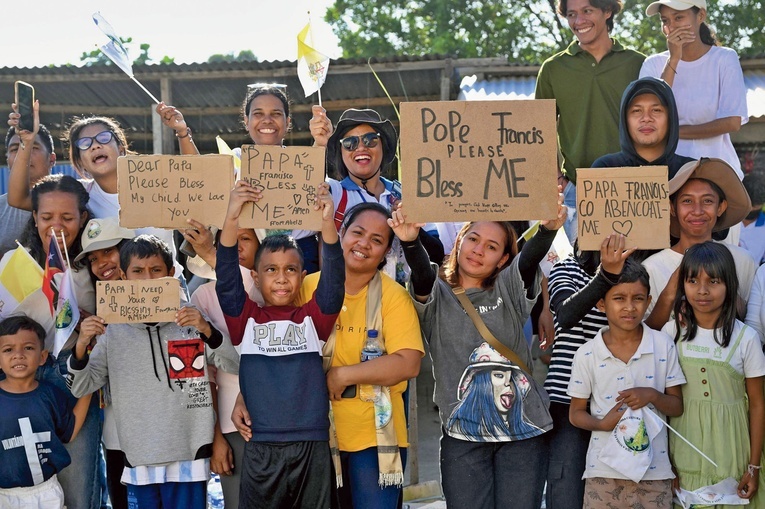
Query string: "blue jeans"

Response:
xmin=126 ymin=481 xmax=206 ymax=509
xmin=336 ymin=447 xmax=408 ymax=509
xmin=37 ymin=350 xmax=103 ymax=509
xmin=544 ymin=402 xmax=590 ymax=509
xmin=563 ymin=180 xmax=578 ymax=243
xmin=440 ymin=431 xmax=547 ymax=509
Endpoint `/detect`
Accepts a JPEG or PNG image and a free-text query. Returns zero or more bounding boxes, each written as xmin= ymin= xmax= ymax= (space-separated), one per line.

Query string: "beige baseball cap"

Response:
xmin=646 ymin=0 xmax=706 ymax=16
xmin=75 ymin=217 xmax=136 ymax=263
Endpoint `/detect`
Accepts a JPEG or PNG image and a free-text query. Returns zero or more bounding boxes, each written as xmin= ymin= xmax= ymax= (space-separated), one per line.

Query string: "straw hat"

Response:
xmin=668 ymin=158 xmax=751 ymax=237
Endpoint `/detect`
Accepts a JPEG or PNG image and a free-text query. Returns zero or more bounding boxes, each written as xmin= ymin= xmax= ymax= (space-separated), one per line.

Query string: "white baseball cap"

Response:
xmin=646 ymin=0 xmax=706 ymax=16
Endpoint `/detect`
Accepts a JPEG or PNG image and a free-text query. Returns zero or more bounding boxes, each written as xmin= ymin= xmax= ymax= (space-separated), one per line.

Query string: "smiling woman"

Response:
xmin=388 ymin=192 xmax=567 ymax=508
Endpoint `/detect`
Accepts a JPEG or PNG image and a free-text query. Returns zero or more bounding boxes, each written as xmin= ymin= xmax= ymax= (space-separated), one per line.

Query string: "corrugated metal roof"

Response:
xmin=459 ymin=69 xmax=765 ymax=119
xmin=1 ymin=54 xmax=763 ymax=162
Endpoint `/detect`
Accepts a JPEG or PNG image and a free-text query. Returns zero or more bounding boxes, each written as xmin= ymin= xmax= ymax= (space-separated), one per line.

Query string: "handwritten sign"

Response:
xmin=97 ymin=277 xmax=180 ymax=323
xmin=238 ymin=145 xmax=325 ymax=230
xmin=117 ymin=155 xmax=234 ymax=229
xmin=400 ymin=100 xmax=558 ymax=222
xmin=576 ymin=166 xmax=670 ymax=251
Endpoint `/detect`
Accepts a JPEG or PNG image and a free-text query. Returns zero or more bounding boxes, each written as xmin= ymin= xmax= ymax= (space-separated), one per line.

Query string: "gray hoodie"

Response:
xmin=68 ymin=320 xmax=214 ymax=468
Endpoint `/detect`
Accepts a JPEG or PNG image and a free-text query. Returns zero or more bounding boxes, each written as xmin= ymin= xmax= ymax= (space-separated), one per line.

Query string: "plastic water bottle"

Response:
xmin=359 ymin=330 xmax=383 ymax=402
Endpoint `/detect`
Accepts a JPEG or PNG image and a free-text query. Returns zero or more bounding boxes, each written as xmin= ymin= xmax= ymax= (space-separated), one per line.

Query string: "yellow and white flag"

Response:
xmin=297 ymin=23 xmax=330 ymax=98
xmin=0 ymin=247 xmax=43 ymax=319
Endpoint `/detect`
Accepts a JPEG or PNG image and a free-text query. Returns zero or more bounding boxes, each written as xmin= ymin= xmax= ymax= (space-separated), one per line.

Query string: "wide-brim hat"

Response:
xmin=326 ymin=108 xmax=398 ymax=168
xmin=456 ymin=342 xmax=528 ymax=401
xmin=74 ymin=217 xmax=135 ymax=263
xmin=646 ymin=0 xmax=706 ymax=16
xmin=668 ymin=158 xmax=751 ymax=237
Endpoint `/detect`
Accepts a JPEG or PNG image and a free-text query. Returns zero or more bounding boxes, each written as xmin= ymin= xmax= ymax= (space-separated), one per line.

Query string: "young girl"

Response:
xmin=663 ymin=241 xmax=765 ymax=506
xmin=390 ymin=192 xmax=566 ymax=508
xmin=74 ymin=217 xmax=135 ymax=509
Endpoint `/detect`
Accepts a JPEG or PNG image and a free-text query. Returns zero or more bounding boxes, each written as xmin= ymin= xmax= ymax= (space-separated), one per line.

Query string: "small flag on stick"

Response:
xmin=52 ymin=231 xmax=79 ymax=357
xmin=297 ymin=19 xmax=330 ymax=103
xmin=92 ymin=12 xmax=160 ymax=104
xmin=0 ymin=245 xmax=43 ymax=319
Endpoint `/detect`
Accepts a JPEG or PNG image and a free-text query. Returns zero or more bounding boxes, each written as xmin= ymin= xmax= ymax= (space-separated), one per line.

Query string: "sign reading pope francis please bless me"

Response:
xmin=400 ymin=100 xmax=559 ymax=223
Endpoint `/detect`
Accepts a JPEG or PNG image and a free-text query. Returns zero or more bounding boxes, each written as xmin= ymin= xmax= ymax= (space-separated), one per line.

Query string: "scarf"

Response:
xmin=322 ymin=271 xmax=403 ymax=488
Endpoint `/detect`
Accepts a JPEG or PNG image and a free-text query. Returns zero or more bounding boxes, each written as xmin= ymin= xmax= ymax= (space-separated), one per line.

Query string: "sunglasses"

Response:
xmin=75 ymin=130 xmax=115 ymax=151
xmin=339 ymin=132 xmax=381 ymax=152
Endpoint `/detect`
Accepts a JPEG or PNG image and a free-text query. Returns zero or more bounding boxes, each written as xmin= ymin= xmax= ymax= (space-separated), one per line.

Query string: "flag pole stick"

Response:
xmin=648 ymin=408 xmax=717 ymax=467
xmin=131 ymin=76 xmax=160 ymax=104
xmin=59 ymin=230 xmax=72 ymax=269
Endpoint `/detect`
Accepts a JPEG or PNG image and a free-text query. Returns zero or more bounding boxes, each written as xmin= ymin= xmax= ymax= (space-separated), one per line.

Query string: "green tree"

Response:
xmin=206 ymin=50 xmax=258 ymax=63
xmin=80 ymin=37 xmax=175 ymax=66
xmin=326 ymin=0 xmax=764 ymax=63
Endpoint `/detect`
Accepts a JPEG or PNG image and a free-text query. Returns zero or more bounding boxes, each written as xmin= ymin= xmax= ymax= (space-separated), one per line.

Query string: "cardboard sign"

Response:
xmin=117 ymin=155 xmax=234 ymax=229
xmin=97 ymin=277 xmax=180 ymax=323
xmin=576 ymin=166 xmax=670 ymax=251
xmin=400 ymin=100 xmax=559 ymax=222
xmin=238 ymin=145 xmax=325 ymax=230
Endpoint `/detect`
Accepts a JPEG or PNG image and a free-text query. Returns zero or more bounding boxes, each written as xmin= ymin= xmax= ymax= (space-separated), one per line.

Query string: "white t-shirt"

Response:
xmin=640 ymin=46 xmax=748 ymax=178
xmin=745 ymin=264 xmax=765 ymax=344
xmin=662 ymin=320 xmax=765 ymax=377
xmin=568 ymin=324 xmax=686 ymax=480
xmin=739 ymin=218 xmax=765 ymax=265
xmin=642 ymin=243 xmax=757 ymax=316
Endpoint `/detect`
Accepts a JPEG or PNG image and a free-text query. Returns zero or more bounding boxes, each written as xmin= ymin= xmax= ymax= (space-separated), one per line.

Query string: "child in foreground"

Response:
xmin=216 ymin=181 xmax=344 ymax=509
xmin=68 ymin=235 xmax=222 ymax=509
xmin=568 ymin=259 xmax=685 ymax=509
xmin=0 ymin=316 xmax=91 ymax=509
xmin=663 ymin=241 xmax=765 ymax=506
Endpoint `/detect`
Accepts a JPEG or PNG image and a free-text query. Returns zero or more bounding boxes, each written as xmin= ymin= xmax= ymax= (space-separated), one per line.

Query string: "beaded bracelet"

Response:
xmin=176 ymin=127 xmax=192 ymax=139
xmin=748 ymin=464 xmax=762 ymax=477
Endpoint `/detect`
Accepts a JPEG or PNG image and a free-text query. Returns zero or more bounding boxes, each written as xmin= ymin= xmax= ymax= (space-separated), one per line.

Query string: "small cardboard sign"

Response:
xmin=576 ymin=166 xmax=670 ymax=251
xmin=238 ymin=145 xmax=325 ymax=230
xmin=97 ymin=277 xmax=180 ymax=323
xmin=400 ymin=100 xmax=559 ymax=222
xmin=117 ymin=155 xmax=234 ymax=229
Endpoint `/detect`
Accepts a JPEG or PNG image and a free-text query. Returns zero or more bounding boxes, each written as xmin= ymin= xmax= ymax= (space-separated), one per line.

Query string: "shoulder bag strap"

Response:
xmin=323 ymin=271 xmax=384 ymax=373
xmin=452 ymin=285 xmax=532 ymax=375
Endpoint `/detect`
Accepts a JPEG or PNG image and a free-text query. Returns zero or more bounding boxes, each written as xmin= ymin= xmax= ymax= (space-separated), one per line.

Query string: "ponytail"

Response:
xmin=699 ymin=22 xmax=719 ymax=46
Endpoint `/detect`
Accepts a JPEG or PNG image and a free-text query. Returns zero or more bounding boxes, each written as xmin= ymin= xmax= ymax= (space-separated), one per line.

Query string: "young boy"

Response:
xmin=0 ymin=316 xmax=91 ymax=508
xmin=68 ymin=235 xmax=222 ymax=509
xmin=215 ymin=181 xmax=344 ymax=508
xmin=568 ymin=259 xmax=685 ymax=508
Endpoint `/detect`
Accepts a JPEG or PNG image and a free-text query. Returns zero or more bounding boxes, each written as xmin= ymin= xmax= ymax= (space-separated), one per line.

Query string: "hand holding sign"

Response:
xmin=600 ymin=233 xmax=637 ymax=275
xmin=387 ymin=203 xmax=424 ymax=243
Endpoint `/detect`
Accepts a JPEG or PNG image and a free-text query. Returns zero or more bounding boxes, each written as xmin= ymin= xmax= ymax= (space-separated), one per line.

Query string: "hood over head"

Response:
xmin=618 ymin=77 xmax=680 ymax=166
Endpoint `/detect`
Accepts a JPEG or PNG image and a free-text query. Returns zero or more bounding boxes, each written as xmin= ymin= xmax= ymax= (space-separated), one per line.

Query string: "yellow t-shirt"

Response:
xmin=300 ymin=271 xmax=424 ymax=452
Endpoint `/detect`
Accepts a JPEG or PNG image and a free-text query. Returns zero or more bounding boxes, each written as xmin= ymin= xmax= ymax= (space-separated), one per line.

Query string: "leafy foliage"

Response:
xmin=325 ymin=0 xmax=764 ymax=63
xmin=207 ymin=50 xmax=258 ymax=63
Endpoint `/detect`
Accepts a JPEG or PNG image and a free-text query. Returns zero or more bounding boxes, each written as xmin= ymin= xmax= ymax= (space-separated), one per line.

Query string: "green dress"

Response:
xmin=670 ymin=326 xmax=765 ymax=509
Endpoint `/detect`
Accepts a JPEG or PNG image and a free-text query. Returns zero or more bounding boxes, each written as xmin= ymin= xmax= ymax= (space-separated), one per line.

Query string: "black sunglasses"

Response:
xmin=75 ymin=130 xmax=115 ymax=151
xmin=339 ymin=132 xmax=381 ymax=152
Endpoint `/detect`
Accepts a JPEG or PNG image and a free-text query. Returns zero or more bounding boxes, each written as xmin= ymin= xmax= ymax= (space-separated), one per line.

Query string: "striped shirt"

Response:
xmin=544 ymin=256 xmax=609 ymax=404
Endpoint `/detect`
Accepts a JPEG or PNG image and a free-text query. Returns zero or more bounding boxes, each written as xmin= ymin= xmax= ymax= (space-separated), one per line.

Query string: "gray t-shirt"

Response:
xmin=413 ymin=258 xmax=552 ymax=442
xmin=0 ymin=194 xmax=31 ymax=258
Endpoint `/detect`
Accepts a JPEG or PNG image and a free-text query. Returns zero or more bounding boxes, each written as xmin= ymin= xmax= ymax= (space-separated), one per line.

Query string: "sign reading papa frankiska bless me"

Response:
xmin=400 ymin=100 xmax=559 ymax=223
